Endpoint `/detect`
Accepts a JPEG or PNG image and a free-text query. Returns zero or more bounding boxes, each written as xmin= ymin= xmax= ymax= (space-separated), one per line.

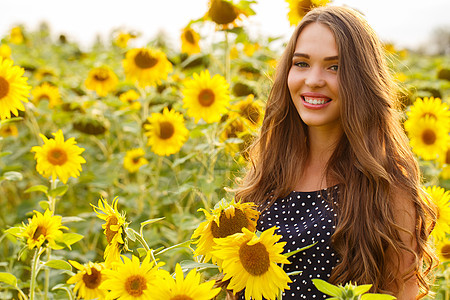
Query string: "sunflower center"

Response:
xmin=47 ymin=148 xmax=68 ymax=165
xmin=134 ymin=51 xmax=158 ymax=69
xmin=198 ymin=89 xmax=215 ymax=107
xmin=132 ymin=156 xmax=141 ymax=164
xmin=239 ymin=241 xmax=270 ymax=276
xmin=94 ymin=69 xmax=110 ymax=82
xmin=32 ymin=225 xmax=47 ymax=240
xmin=0 ymin=77 xmax=10 ymax=99
xmin=82 ymin=268 xmax=102 ymax=289
xmin=297 ymin=0 xmax=313 ymax=17
xmin=441 ymin=244 xmax=450 ymax=260
xmin=105 ymin=215 xmax=119 ymax=243
xmin=209 ymin=0 xmax=238 ymax=25
xmin=125 ymin=275 xmax=147 ymax=297
xmin=171 ymin=295 xmax=193 ymax=300
xmin=159 ymin=121 xmax=175 ymax=140
xmin=38 ymin=94 xmax=50 ymax=102
xmin=225 ymin=122 xmax=244 ymax=139
xmin=210 ymin=208 xmax=249 ymax=238
xmin=185 ymin=30 xmax=195 ymax=45
xmin=421 ymin=129 xmax=436 ymax=145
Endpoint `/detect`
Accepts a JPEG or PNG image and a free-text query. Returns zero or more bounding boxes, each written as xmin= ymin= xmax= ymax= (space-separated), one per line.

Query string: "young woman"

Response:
xmin=235 ymin=5 xmax=437 ymax=300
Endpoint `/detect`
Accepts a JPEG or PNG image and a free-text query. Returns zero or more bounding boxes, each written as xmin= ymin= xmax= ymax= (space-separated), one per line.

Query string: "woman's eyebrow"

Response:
xmin=292 ymin=53 xmax=338 ymax=61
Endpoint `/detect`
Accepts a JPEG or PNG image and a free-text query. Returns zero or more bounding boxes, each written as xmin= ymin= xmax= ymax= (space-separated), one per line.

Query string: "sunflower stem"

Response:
xmin=134 ymin=232 xmax=151 ymax=253
xmin=445 ymin=268 xmax=449 ymax=300
xmin=224 ymin=31 xmax=231 ymax=85
xmin=29 ymin=247 xmax=42 ymax=300
xmin=48 ymin=178 xmax=57 ymax=212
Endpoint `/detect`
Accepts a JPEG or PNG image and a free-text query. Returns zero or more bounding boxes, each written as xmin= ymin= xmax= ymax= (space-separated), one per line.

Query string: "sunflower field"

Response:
xmin=0 ymin=0 xmax=449 ymax=299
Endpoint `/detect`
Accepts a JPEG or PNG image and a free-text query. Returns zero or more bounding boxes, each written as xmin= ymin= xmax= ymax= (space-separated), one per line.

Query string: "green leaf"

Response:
xmin=140 ymin=217 xmax=165 ymax=228
xmin=4 ymin=226 xmax=24 ymax=238
xmin=136 ymin=248 xmax=147 ymax=258
xmin=312 ymin=279 xmax=342 ymax=297
xmin=0 ymin=151 xmax=12 ymax=158
xmin=44 ymin=260 xmax=72 ymax=271
xmin=361 ymin=293 xmax=397 ymax=300
xmin=39 ymin=201 xmax=50 ymax=210
xmin=1 ymin=171 xmax=23 ymax=181
xmin=61 ymin=216 xmax=84 ymax=224
xmin=48 ymin=185 xmax=68 ymax=198
xmin=24 ymin=185 xmax=49 ymax=194
xmin=179 ymin=260 xmax=219 ymax=271
xmin=154 ymin=240 xmax=192 ymax=256
xmin=354 ymin=284 xmax=373 ymax=295
xmin=62 ymin=233 xmax=83 ymax=249
xmin=286 ymin=270 xmax=303 ymax=276
xmin=0 ymin=272 xmax=17 ymax=287
xmin=126 ymin=227 xmax=137 ymax=242
xmin=284 ymin=242 xmax=317 ymax=258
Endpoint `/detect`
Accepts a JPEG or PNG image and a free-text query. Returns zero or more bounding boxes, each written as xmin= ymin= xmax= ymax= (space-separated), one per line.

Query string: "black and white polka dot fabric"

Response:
xmin=240 ymin=186 xmax=340 ymax=300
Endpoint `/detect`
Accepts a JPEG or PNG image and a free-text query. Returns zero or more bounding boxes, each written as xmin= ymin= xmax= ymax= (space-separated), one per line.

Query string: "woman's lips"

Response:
xmin=301 ymin=93 xmax=332 ymax=110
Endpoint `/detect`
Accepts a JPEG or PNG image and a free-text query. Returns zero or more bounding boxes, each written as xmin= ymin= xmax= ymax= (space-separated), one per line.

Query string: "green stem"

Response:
xmin=445 ymin=269 xmax=449 ymax=300
xmin=224 ymin=31 xmax=231 ymax=84
xmin=48 ymin=178 xmax=57 ymax=212
xmin=29 ymin=248 xmax=42 ymax=300
xmin=134 ymin=233 xmax=150 ymax=252
xmin=43 ymin=248 xmax=51 ymax=300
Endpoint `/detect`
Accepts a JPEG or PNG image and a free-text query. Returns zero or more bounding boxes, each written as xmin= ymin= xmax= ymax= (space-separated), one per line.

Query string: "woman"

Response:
xmin=235 ymin=5 xmax=437 ymax=300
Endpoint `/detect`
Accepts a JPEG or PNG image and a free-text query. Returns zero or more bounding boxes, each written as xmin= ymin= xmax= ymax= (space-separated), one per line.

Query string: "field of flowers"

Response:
xmin=0 ymin=0 xmax=449 ymax=299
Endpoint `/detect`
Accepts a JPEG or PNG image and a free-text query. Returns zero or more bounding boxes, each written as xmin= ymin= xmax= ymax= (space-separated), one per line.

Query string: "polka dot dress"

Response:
xmin=239 ymin=186 xmax=340 ymax=299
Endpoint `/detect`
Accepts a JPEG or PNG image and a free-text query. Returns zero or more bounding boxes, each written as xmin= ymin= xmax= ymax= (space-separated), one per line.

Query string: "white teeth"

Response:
xmin=303 ymin=97 xmax=329 ymax=105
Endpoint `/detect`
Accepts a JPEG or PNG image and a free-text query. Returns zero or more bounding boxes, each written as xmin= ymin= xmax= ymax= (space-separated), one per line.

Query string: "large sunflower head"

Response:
xmin=181 ymin=26 xmax=201 ymax=55
xmin=67 ymin=260 xmax=107 ymax=300
xmin=206 ymin=0 xmax=254 ymax=30
xmin=100 ymin=253 xmax=167 ymax=299
xmin=152 ymin=264 xmax=221 ymax=300
xmin=191 ymin=198 xmax=260 ymax=263
xmin=182 ymin=69 xmax=230 ymax=123
xmin=424 ymin=186 xmax=450 ymax=242
xmin=212 ymin=226 xmax=291 ymax=300
xmin=404 ymin=115 xmax=449 ymax=161
xmin=123 ymin=148 xmax=148 ymax=173
xmin=32 ymin=82 xmax=62 ymax=108
xmin=119 ymin=89 xmax=141 ymax=110
xmin=91 ymin=197 xmax=129 ymax=267
xmin=0 ymin=57 xmax=31 ymax=120
xmin=122 ymin=47 xmax=173 ymax=88
xmin=31 ymin=129 xmax=86 ymax=184
xmin=144 ymin=107 xmax=189 ymax=156
xmin=21 ymin=209 xmax=68 ymax=250
xmin=84 ymin=66 xmax=118 ymax=97
xmin=286 ymin=0 xmax=331 ymax=26
xmin=406 ymin=97 xmax=450 ymax=126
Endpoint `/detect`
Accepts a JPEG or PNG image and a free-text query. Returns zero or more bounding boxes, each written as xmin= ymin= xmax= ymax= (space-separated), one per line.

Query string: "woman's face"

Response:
xmin=288 ymin=22 xmax=341 ymax=131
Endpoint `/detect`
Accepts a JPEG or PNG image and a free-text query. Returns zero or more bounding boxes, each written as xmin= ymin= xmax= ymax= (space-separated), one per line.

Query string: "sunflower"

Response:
xmin=20 ymin=209 xmax=68 ymax=250
xmin=100 ymin=253 xmax=167 ymax=299
xmin=206 ymin=0 xmax=254 ymax=30
xmin=144 ymin=107 xmax=189 ymax=156
xmin=212 ymin=227 xmax=292 ymax=300
xmin=181 ymin=26 xmax=201 ymax=55
xmin=436 ymin=238 xmax=450 ymax=263
xmin=10 ymin=26 xmax=24 ymax=44
xmin=0 ymin=57 xmax=31 ymax=120
xmin=152 ymin=264 xmax=221 ymax=300
xmin=406 ymin=97 xmax=450 ymax=128
xmin=31 ymin=129 xmax=86 ymax=184
xmin=0 ymin=44 xmax=12 ymax=60
xmin=231 ymin=94 xmax=264 ymax=129
xmin=84 ymin=66 xmax=119 ymax=97
xmin=405 ymin=115 xmax=449 ymax=161
xmin=91 ymin=197 xmax=129 ymax=268
xmin=191 ymin=198 xmax=260 ymax=263
xmin=0 ymin=123 xmax=18 ymax=137
xmin=182 ymin=70 xmax=230 ymax=123
xmin=32 ymin=82 xmax=62 ymax=108
xmin=122 ymin=47 xmax=173 ymax=88
xmin=425 ymin=186 xmax=450 ymax=241
xmin=119 ymin=89 xmax=141 ymax=110
xmin=220 ymin=116 xmax=248 ymax=156
xmin=67 ymin=261 xmax=107 ymax=300
xmin=114 ymin=32 xmax=135 ymax=49
xmin=123 ymin=148 xmax=148 ymax=173
xmin=286 ymin=0 xmax=330 ymax=26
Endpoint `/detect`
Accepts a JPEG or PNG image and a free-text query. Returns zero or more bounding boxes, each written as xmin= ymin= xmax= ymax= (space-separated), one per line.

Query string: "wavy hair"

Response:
xmin=235 ymin=6 xmax=437 ymax=297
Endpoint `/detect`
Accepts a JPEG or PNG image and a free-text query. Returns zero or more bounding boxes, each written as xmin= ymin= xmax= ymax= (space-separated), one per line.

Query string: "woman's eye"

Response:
xmin=329 ymin=65 xmax=339 ymax=71
xmin=294 ymin=61 xmax=309 ymax=68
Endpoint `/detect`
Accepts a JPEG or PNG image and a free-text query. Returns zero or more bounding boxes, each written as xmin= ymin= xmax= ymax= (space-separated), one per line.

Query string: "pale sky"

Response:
xmin=0 ymin=0 xmax=449 ymax=50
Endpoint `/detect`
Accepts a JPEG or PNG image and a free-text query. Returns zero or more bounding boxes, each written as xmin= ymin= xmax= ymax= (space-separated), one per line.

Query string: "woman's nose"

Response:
xmin=305 ymin=67 xmax=326 ymax=88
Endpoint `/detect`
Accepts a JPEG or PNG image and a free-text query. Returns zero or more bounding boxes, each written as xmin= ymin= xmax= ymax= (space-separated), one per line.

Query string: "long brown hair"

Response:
xmin=235 ymin=6 xmax=437 ymax=297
